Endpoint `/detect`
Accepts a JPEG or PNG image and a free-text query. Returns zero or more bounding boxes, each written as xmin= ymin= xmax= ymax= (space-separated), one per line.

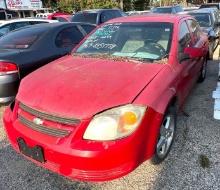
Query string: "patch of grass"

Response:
xmin=199 ymin=154 xmax=210 ymax=169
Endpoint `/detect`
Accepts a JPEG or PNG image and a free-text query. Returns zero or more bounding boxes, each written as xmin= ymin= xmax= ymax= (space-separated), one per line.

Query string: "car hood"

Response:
xmin=17 ymin=56 xmax=166 ymax=119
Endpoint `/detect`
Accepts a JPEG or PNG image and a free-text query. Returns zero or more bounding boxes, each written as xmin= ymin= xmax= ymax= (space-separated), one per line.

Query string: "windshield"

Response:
xmin=0 ymin=27 xmax=46 ymax=49
xmin=190 ymin=13 xmax=212 ymax=27
xmin=76 ymin=22 xmax=173 ymax=62
xmin=152 ymin=7 xmax=172 ymax=13
xmin=72 ymin=13 xmax=97 ymax=24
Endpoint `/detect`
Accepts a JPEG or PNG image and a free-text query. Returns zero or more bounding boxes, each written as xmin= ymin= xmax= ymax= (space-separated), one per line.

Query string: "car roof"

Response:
xmin=0 ymin=18 xmax=57 ymax=26
xmin=154 ymin=5 xmax=181 ymax=8
xmin=76 ymin=9 xmax=121 ymax=13
xmin=107 ymin=14 xmax=191 ymax=24
xmin=9 ymin=22 xmax=95 ymax=32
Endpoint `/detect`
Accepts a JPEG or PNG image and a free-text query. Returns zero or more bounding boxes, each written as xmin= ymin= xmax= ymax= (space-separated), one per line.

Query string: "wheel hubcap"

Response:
xmin=156 ymin=115 xmax=174 ymax=158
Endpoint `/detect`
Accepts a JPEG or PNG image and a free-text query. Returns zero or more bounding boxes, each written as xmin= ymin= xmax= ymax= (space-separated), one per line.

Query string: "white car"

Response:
xmin=0 ymin=18 xmax=57 ymax=37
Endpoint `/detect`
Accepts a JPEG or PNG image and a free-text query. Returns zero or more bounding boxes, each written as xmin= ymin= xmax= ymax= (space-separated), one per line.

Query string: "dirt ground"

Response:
xmin=0 ymin=59 xmax=220 ymax=190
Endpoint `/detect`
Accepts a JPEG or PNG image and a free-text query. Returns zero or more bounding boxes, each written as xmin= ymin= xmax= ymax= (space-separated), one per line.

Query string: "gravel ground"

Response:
xmin=0 ymin=60 xmax=220 ymax=190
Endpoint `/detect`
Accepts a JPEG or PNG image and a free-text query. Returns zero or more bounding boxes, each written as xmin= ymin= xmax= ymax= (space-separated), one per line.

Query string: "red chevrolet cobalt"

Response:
xmin=3 ymin=15 xmax=208 ymax=181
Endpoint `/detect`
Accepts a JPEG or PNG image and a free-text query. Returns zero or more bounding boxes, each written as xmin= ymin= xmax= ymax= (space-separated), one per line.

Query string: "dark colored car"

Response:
xmin=151 ymin=5 xmax=183 ymax=14
xmin=71 ymin=9 xmax=126 ymax=25
xmin=0 ymin=22 xmax=96 ymax=104
xmin=199 ymin=3 xmax=220 ymax=10
xmin=181 ymin=8 xmax=220 ymax=59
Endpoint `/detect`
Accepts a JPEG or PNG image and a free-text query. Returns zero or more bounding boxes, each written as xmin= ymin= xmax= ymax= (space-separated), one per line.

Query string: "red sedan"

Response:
xmin=3 ymin=14 xmax=208 ymax=181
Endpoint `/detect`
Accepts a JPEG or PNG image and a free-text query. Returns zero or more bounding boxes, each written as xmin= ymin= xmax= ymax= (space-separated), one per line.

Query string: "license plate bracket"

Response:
xmin=17 ymin=138 xmax=45 ymax=163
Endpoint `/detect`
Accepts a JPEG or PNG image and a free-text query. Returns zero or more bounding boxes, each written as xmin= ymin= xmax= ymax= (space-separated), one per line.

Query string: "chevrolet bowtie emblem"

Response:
xmin=33 ymin=118 xmax=43 ymax=125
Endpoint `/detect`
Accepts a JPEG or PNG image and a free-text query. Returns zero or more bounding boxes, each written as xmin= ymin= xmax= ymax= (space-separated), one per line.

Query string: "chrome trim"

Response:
xmin=19 ymin=103 xmax=80 ymax=125
xmin=18 ymin=115 xmax=70 ymax=137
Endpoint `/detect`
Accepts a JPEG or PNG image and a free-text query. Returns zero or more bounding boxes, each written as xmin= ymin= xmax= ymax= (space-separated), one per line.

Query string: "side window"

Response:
xmin=0 ymin=24 xmax=11 ymax=36
xmin=13 ymin=22 xmax=30 ymax=29
xmin=80 ymin=25 xmax=95 ymax=34
xmin=186 ymin=19 xmax=201 ymax=42
xmin=29 ymin=21 xmax=48 ymax=25
xmin=111 ymin=10 xmax=122 ymax=18
xmin=100 ymin=11 xmax=114 ymax=23
xmin=178 ymin=21 xmax=192 ymax=53
xmin=175 ymin=6 xmax=183 ymax=13
xmin=55 ymin=26 xmax=84 ymax=48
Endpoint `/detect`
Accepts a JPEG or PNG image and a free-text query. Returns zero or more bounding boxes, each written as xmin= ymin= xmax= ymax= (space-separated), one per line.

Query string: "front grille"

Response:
xmin=19 ymin=103 xmax=80 ymax=125
xmin=18 ymin=115 xmax=70 ymax=137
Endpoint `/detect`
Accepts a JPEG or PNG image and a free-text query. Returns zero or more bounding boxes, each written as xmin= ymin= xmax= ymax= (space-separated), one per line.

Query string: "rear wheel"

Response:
xmin=151 ymin=105 xmax=177 ymax=165
xmin=197 ymin=57 xmax=207 ymax=83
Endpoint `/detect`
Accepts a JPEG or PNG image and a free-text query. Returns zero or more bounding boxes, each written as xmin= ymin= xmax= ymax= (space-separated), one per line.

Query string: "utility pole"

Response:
xmin=119 ymin=0 xmax=123 ymax=10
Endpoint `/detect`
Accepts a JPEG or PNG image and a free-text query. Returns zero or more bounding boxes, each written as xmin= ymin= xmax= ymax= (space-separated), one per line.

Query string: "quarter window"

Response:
xmin=55 ymin=26 xmax=84 ymax=48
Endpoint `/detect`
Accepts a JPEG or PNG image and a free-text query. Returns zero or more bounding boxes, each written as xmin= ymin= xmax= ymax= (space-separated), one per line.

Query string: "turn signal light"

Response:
xmin=0 ymin=61 xmax=18 ymax=75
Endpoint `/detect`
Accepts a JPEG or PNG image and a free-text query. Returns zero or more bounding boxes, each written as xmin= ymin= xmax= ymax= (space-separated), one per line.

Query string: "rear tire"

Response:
xmin=151 ymin=105 xmax=177 ymax=165
xmin=197 ymin=57 xmax=207 ymax=83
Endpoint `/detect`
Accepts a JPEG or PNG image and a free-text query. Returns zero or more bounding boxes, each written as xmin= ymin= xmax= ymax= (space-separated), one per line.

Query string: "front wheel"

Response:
xmin=151 ymin=106 xmax=177 ymax=165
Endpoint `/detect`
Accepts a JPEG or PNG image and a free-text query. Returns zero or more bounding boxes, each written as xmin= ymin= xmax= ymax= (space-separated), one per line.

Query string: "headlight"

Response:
xmin=83 ymin=104 xmax=146 ymax=141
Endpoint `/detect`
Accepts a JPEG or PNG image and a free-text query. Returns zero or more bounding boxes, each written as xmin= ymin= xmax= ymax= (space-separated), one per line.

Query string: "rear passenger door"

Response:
xmin=178 ymin=20 xmax=196 ymax=101
xmin=186 ymin=19 xmax=205 ymax=78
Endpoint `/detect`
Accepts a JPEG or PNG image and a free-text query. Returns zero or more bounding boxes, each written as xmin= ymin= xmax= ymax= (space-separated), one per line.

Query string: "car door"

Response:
xmin=186 ymin=19 xmax=206 ymax=81
xmin=177 ymin=20 xmax=197 ymax=102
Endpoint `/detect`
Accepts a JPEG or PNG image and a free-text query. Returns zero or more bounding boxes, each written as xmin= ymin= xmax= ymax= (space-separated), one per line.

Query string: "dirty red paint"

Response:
xmin=3 ymin=14 xmax=209 ymax=181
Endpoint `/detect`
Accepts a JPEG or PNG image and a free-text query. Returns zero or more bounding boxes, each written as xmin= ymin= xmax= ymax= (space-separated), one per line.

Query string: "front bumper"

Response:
xmin=0 ymin=73 xmax=19 ymax=104
xmin=3 ymin=106 xmax=163 ymax=181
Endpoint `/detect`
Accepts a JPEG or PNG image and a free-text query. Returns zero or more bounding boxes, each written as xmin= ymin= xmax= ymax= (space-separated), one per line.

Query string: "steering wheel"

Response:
xmin=137 ymin=40 xmax=166 ymax=57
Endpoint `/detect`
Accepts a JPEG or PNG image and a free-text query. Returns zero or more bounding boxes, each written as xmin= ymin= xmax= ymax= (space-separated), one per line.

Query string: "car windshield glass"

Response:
xmin=72 ymin=13 xmax=97 ymax=24
xmin=152 ymin=7 xmax=172 ymax=13
xmin=76 ymin=22 xmax=173 ymax=62
xmin=190 ymin=13 xmax=212 ymax=27
xmin=200 ymin=4 xmax=218 ymax=9
xmin=0 ymin=27 xmax=46 ymax=49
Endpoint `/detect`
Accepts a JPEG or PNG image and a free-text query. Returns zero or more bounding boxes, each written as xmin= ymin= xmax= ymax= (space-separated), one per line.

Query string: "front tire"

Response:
xmin=151 ymin=105 xmax=177 ymax=165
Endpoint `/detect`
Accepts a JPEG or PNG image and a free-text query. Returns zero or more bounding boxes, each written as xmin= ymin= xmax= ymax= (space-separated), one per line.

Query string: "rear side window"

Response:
xmin=29 ymin=21 xmax=48 ymax=25
xmin=72 ymin=13 xmax=97 ymax=24
xmin=13 ymin=22 xmax=30 ymax=29
xmin=0 ymin=24 xmax=11 ymax=36
xmin=80 ymin=25 xmax=95 ymax=34
xmin=178 ymin=21 xmax=192 ymax=52
xmin=100 ymin=11 xmax=115 ymax=23
xmin=55 ymin=26 xmax=84 ymax=48
xmin=186 ymin=19 xmax=201 ymax=42
xmin=0 ymin=27 xmax=45 ymax=49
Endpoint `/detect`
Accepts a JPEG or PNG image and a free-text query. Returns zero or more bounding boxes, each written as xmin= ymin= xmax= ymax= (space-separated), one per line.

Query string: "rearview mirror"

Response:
xmin=184 ymin=47 xmax=204 ymax=58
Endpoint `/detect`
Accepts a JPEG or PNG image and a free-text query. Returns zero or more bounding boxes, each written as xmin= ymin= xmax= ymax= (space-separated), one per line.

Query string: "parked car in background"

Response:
xmin=0 ymin=18 xmax=57 ymax=37
xmin=0 ymin=22 xmax=96 ymax=103
xmin=35 ymin=13 xmax=52 ymax=19
xmin=47 ymin=12 xmax=71 ymax=20
xmin=199 ymin=3 xmax=220 ymax=10
xmin=3 ymin=14 xmax=208 ymax=181
xmin=180 ymin=8 xmax=220 ymax=59
xmin=183 ymin=7 xmax=199 ymax=11
xmin=51 ymin=15 xmax=72 ymax=22
xmin=151 ymin=5 xmax=183 ymax=14
xmin=71 ymin=9 xmax=126 ymax=25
